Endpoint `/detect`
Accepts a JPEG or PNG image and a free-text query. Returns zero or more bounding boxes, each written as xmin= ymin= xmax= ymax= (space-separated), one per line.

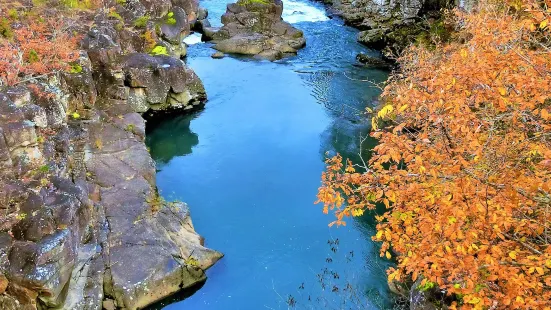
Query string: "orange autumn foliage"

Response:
xmin=0 ymin=6 xmax=82 ymax=87
xmin=318 ymin=0 xmax=551 ymax=309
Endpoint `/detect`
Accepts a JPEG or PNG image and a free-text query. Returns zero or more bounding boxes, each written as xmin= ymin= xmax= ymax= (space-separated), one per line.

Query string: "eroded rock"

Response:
xmin=203 ymin=0 xmax=306 ymax=60
xmin=0 ymin=1 xmax=220 ymax=309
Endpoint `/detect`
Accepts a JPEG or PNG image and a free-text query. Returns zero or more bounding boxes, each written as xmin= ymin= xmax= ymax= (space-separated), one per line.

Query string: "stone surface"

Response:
xmin=211 ymin=51 xmax=225 ymax=58
xmin=316 ymin=0 xmax=458 ymax=55
xmin=356 ymin=52 xmax=392 ymax=68
xmin=0 ymin=1 xmax=220 ymax=309
xmin=203 ymin=0 xmax=306 ymax=60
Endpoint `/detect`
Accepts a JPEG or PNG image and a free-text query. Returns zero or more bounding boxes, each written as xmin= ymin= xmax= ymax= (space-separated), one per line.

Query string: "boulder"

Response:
xmin=205 ymin=0 xmax=306 ymax=60
xmin=160 ymin=7 xmax=190 ymax=44
xmin=211 ymin=51 xmax=225 ymax=59
xmin=356 ymin=53 xmax=392 ymax=68
xmin=122 ymin=53 xmax=207 ymax=113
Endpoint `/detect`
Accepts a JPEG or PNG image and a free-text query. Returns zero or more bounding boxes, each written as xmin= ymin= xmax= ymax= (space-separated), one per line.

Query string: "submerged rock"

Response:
xmin=203 ymin=0 xmax=306 ymax=60
xmin=356 ymin=53 xmax=392 ymax=69
xmin=211 ymin=51 xmax=225 ymax=58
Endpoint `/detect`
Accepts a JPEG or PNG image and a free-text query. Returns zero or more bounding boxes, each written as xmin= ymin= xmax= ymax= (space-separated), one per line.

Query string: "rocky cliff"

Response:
xmin=320 ymin=0 xmax=476 ymax=56
xmin=0 ymin=1 xmax=221 ymax=309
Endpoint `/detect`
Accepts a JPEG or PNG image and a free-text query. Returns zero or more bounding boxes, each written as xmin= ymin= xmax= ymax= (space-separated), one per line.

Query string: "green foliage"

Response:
xmin=150 ymin=45 xmax=168 ymax=56
xmin=125 ymin=124 xmax=135 ymax=132
xmin=38 ymin=165 xmax=50 ymax=173
xmin=184 ymin=256 xmax=199 ymax=267
xmin=116 ymin=0 xmax=127 ymax=4
xmin=166 ymin=17 xmax=176 ymax=25
xmin=0 ymin=18 xmax=13 ymax=39
xmin=69 ymin=63 xmax=83 ymax=73
xmin=31 ymin=0 xmax=48 ymax=6
xmin=165 ymin=12 xmax=176 ymax=25
xmin=72 ymin=112 xmax=81 ymax=119
xmin=108 ymin=10 xmax=123 ymax=22
xmin=238 ymin=0 xmax=270 ymax=6
xmin=61 ymin=0 xmax=97 ymax=9
xmin=115 ymin=22 xmax=123 ymax=31
xmin=133 ymin=15 xmax=149 ymax=28
xmin=7 ymin=9 xmax=18 ymax=20
xmin=28 ymin=50 xmax=40 ymax=63
xmin=418 ymin=281 xmax=436 ymax=292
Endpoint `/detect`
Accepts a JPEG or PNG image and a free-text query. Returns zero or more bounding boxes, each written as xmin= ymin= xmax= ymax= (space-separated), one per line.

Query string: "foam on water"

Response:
xmin=282 ymin=0 xmax=329 ymax=23
xmin=183 ymin=33 xmax=203 ymax=45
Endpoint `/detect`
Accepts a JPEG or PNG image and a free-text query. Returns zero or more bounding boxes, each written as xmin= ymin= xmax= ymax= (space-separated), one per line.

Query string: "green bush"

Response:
xmin=108 ymin=10 xmax=123 ymax=22
xmin=28 ymin=50 xmax=40 ymax=63
xmin=69 ymin=63 xmax=83 ymax=73
xmin=0 ymin=18 xmax=13 ymax=39
xmin=150 ymin=45 xmax=168 ymax=56
xmin=133 ymin=15 xmax=149 ymax=28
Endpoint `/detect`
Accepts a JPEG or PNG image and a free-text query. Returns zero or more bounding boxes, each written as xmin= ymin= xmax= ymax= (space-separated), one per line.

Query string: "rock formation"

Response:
xmin=0 ymin=1 xmax=222 ymax=309
xmin=202 ymin=0 xmax=306 ymax=60
xmin=317 ymin=0 xmax=467 ymax=55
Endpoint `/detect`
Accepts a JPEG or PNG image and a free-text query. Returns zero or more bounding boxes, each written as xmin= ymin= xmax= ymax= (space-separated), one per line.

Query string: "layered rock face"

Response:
xmin=318 ymin=0 xmax=462 ymax=54
xmin=202 ymin=0 xmax=306 ymax=60
xmin=0 ymin=1 xmax=221 ymax=309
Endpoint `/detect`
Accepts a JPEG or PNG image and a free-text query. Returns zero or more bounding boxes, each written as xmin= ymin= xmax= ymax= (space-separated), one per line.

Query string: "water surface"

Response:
xmin=146 ymin=1 xmax=392 ymax=308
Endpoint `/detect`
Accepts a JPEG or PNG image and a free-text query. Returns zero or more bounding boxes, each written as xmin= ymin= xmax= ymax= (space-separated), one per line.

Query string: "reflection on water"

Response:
xmin=146 ymin=115 xmax=199 ymax=168
xmin=146 ymin=0 xmax=393 ymax=309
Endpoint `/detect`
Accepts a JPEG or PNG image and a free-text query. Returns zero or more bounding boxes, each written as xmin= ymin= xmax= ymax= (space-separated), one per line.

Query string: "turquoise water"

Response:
xmin=145 ymin=1 xmax=392 ymax=308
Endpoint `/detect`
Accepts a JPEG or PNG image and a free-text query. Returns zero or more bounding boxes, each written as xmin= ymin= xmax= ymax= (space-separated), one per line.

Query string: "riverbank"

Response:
xmin=0 ymin=1 xmax=222 ymax=309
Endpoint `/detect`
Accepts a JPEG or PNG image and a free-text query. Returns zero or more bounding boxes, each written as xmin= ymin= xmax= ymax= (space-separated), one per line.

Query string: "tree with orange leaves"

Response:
xmin=318 ymin=0 xmax=551 ymax=308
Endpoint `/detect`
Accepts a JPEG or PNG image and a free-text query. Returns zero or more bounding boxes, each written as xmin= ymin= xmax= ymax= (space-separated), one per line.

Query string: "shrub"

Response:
xmin=0 ymin=8 xmax=80 ymax=86
xmin=150 ymin=45 xmax=168 ymax=56
xmin=318 ymin=0 xmax=551 ymax=308
xmin=133 ymin=15 xmax=149 ymax=28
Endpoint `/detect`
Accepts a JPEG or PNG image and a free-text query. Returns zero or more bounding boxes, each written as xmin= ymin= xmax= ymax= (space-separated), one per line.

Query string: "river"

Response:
xmin=145 ymin=0 xmax=392 ymax=308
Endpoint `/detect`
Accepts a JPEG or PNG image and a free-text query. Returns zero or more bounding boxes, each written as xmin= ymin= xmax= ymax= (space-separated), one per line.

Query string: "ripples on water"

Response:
xmin=146 ymin=0 xmax=394 ymax=309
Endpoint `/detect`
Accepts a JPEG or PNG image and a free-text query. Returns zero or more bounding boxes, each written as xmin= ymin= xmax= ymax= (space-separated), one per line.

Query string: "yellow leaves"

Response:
xmin=385 ymin=229 xmax=392 ymax=242
xmin=388 ymin=270 xmax=400 ymax=282
xmin=319 ymin=0 xmax=551 ymax=307
xmin=540 ymin=19 xmax=549 ymax=29
xmin=371 ymin=117 xmax=378 ymax=131
xmin=467 ymin=296 xmax=481 ymax=305
xmin=386 ymin=190 xmax=397 ymax=203
xmin=542 ymin=109 xmax=550 ymax=120
xmin=351 ymin=209 xmax=364 ymax=217
xmin=377 ymin=104 xmax=394 ymax=119
xmin=385 ymin=251 xmax=392 ymax=259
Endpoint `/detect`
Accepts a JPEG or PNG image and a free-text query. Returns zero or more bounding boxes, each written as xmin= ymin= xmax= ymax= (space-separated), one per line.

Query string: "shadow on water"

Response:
xmin=146 ymin=281 xmax=206 ymax=310
xmin=145 ymin=114 xmax=201 ymax=168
